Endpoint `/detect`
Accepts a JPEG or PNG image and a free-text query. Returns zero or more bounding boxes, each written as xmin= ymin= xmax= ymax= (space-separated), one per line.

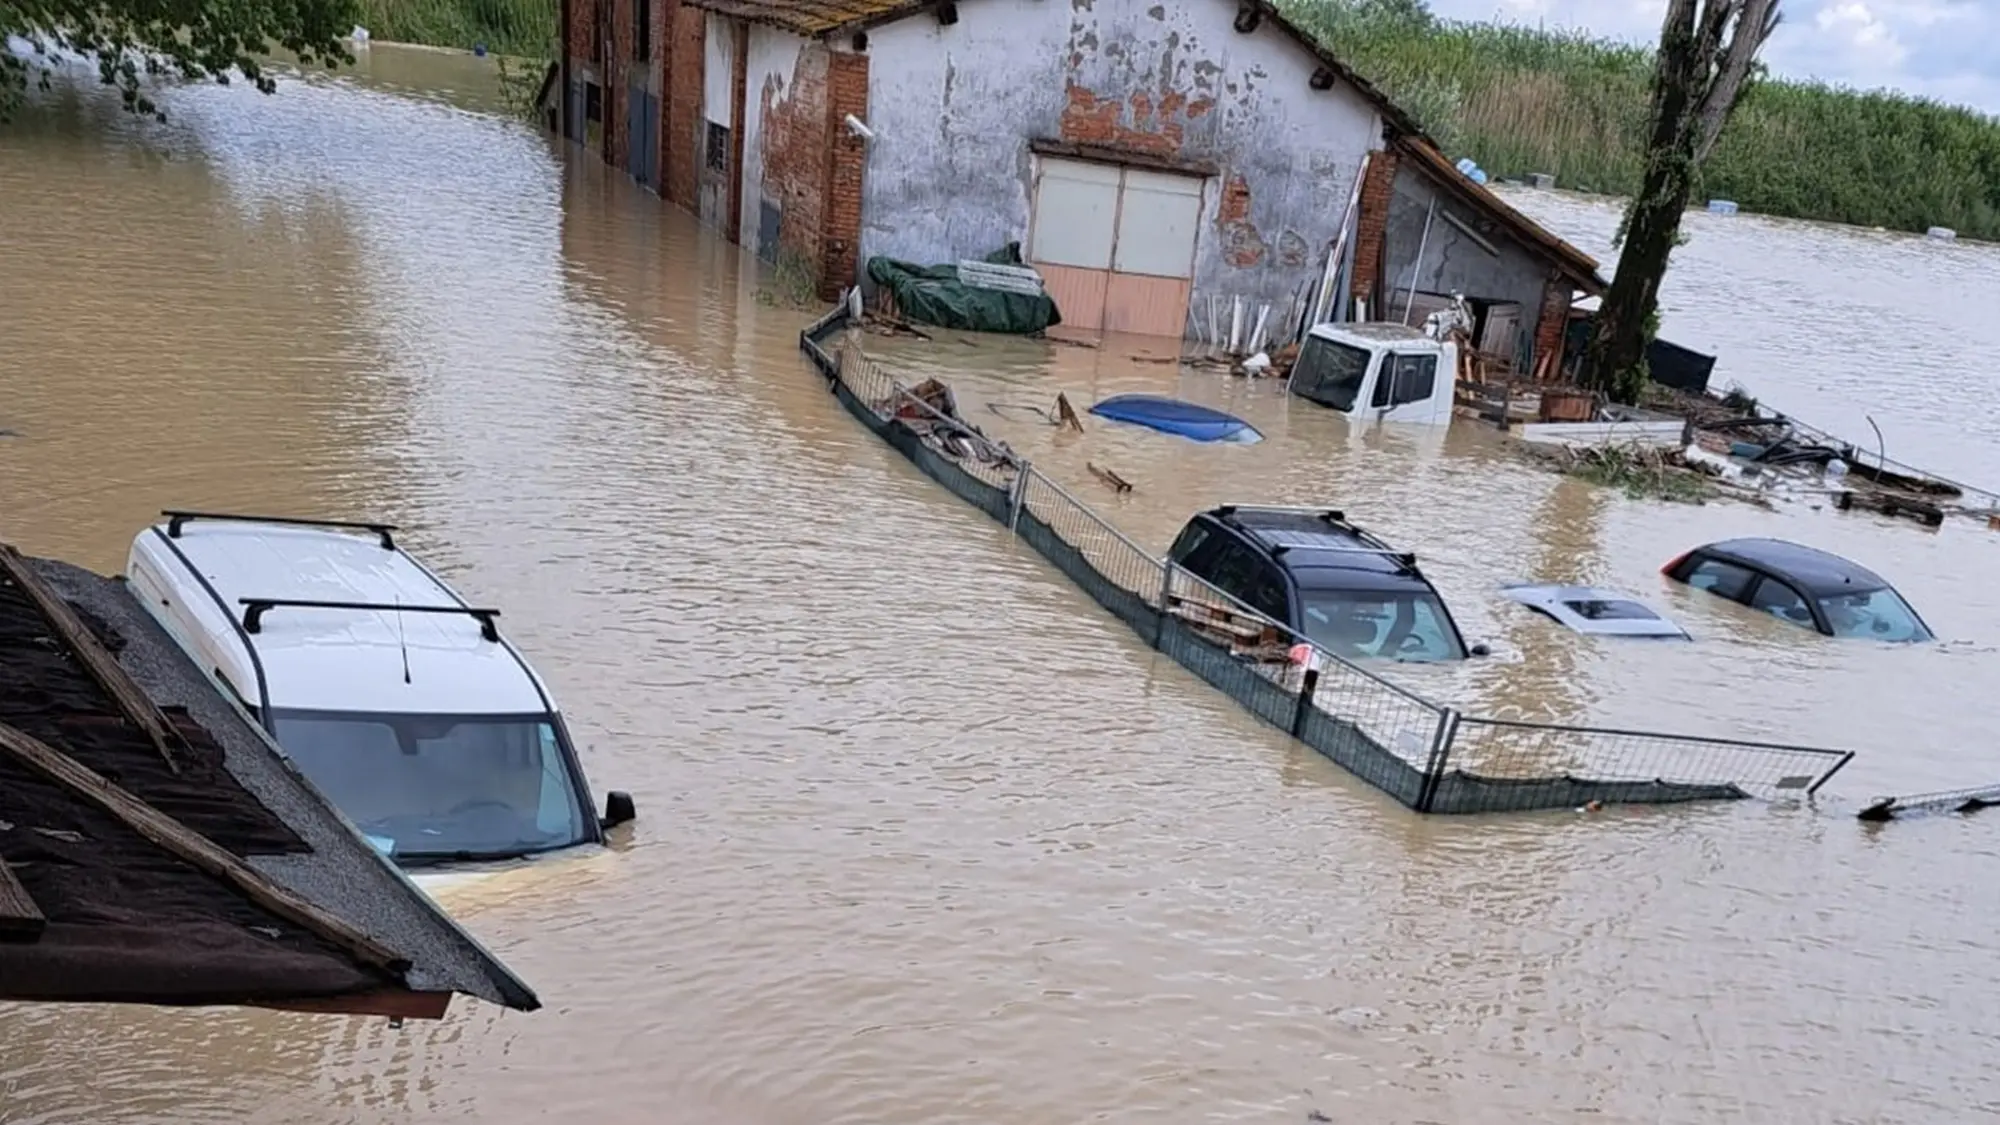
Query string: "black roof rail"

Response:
xmin=237 ymin=598 xmax=501 ymax=642
xmin=163 ymin=510 xmax=398 ymax=550
xmin=1268 ymin=543 xmax=1418 ymax=568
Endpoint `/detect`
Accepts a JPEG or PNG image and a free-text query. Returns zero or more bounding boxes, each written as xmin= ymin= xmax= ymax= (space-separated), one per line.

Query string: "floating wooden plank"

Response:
xmin=1087 ymin=462 xmax=1133 ymax=494
xmin=0 ymin=545 xmax=184 ymax=774
xmin=0 ymin=859 xmax=46 ymax=943
xmin=0 ymin=721 xmax=409 ymax=976
xmin=1514 ymin=420 xmax=1689 ymax=450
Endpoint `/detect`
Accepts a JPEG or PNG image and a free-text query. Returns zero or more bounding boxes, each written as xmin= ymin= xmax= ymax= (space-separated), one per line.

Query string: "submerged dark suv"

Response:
xmin=1167 ymin=505 xmax=1481 ymax=663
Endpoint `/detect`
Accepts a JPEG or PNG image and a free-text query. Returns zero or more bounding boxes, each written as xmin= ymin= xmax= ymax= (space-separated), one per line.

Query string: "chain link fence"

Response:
xmin=802 ymin=306 xmax=1856 ymax=815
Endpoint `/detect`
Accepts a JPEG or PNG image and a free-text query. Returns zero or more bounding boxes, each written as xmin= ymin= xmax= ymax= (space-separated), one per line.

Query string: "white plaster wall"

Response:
xmin=740 ymin=27 xmax=809 ymax=260
xmin=703 ymin=14 xmax=735 ymax=126
xmin=858 ymin=0 xmax=1383 ymax=311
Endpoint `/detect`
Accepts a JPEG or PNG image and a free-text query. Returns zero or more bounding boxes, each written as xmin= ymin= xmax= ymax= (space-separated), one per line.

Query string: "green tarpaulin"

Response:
xmin=865 ymin=243 xmax=1062 ymax=335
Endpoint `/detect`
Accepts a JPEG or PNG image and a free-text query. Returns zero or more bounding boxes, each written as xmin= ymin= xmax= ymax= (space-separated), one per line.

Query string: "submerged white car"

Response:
xmin=126 ymin=510 xmax=635 ymax=875
xmin=1501 ymin=583 xmax=1691 ymax=640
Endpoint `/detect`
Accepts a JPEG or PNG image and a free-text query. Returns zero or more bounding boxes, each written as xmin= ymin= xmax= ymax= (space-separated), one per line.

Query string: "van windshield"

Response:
xmin=1290 ymin=338 xmax=1374 ymax=411
xmin=267 ymin=709 xmax=593 ymax=863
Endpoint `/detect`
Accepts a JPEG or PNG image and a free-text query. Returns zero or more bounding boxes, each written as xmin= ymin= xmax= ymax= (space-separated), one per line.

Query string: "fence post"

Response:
xmin=1152 ymin=560 xmax=1176 ymax=649
xmin=1415 ymin=708 xmax=1458 ymax=814
xmin=1290 ymin=667 xmax=1320 ymax=739
xmin=1008 ymin=462 xmax=1031 ymax=534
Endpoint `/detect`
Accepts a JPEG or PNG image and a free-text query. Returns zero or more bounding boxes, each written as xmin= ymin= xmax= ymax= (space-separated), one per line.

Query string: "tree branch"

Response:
xmin=1695 ymin=0 xmax=1783 ymax=162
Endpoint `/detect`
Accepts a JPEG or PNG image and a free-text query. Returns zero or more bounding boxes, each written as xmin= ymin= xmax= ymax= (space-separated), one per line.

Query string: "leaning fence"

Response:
xmin=801 ymin=304 xmax=1856 ymax=815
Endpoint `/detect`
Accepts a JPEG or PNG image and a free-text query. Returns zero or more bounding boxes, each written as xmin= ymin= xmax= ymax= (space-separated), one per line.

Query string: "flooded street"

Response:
xmin=3 ymin=46 xmax=1999 ymax=1124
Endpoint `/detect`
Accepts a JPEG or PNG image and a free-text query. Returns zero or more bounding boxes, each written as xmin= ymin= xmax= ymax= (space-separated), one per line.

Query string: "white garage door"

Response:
xmin=1028 ymin=156 xmax=1205 ymax=338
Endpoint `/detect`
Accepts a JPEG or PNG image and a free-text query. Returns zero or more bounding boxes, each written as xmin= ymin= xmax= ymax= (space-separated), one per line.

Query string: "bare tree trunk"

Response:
xmin=1577 ymin=0 xmax=1781 ymax=404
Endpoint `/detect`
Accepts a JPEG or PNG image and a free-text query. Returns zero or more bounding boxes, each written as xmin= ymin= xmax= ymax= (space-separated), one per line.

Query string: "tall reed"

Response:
xmin=1287 ymin=0 xmax=2000 ymax=239
xmin=352 ymin=0 xmax=557 ymax=59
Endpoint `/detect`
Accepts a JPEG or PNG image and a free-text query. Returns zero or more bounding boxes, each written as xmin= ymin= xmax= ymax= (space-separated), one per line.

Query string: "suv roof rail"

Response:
xmin=163 ymin=510 xmax=399 ymax=550
xmin=237 ymin=597 xmax=500 ymax=642
xmin=1212 ymin=504 xmax=1350 ymax=524
xmin=1268 ymin=543 xmax=1418 ymax=568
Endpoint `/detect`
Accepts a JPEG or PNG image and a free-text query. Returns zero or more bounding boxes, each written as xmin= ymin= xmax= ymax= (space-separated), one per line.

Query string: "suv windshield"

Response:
xmin=1817 ymin=588 xmax=1933 ymax=643
xmin=268 ymin=709 xmax=593 ymax=862
xmin=1300 ymin=591 xmax=1465 ymax=662
xmin=1291 ymin=337 xmax=1374 ymax=411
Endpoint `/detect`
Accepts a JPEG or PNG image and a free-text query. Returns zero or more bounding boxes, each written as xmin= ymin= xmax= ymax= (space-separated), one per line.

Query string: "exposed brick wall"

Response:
xmin=647 ymin=0 xmax=668 ymax=185
xmin=759 ymin=46 xmax=830 ymax=272
xmin=1350 ymin=148 xmax=1399 ymax=308
xmin=564 ymin=0 xmax=593 ymax=70
xmin=820 ymin=50 xmax=869 ymax=300
xmin=604 ymin=0 xmax=629 ymax=170
xmin=1532 ymin=275 xmax=1576 ymax=379
xmin=726 ymin=23 xmax=748 ymax=244
xmin=662 ymin=2 xmax=703 ymax=210
xmin=1056 ymin=83 xmax=1213 ymax=157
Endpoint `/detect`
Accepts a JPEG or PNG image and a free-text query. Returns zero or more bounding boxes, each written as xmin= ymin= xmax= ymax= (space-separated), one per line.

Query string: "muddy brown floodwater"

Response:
xmin=3 ymin=45 xmax=1998 ymax=1125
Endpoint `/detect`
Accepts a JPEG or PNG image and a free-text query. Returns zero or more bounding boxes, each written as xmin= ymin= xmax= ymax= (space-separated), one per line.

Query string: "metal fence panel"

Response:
xmin=799 ymin=307 xmax=1862 ymax=817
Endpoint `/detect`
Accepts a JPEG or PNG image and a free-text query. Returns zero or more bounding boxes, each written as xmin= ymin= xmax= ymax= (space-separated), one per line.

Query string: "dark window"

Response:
xmin=1169 ymin=522 xmax=1211 ymax=565
xmin=1683 ymin=557 xmax=1757 ymax=602
xmin=1244 ymin=563 xmax=1291 ymax=623
xmin=1290 ymin=337 xmax=1372 ymax=411
xmin=1748 ymin=577 xmax=1814 ymax=626
xmin=635 ymin=0 xmax=652 ymax=60
xmin=1563 ymin=599 xmax=1657 ymax=621
xmin=705 ymin=120 xmax=729 ymax=173
xmin=1387 ymin=354 xmax=1438 ymax=407
xmin=1202 ymin=541 xmax=1264 ymax=605
xmin=584 ymin=81 xmax=603 ymax=123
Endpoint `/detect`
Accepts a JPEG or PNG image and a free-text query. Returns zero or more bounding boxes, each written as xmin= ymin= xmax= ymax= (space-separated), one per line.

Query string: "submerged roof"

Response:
xmin=1313 ymin=321 xmax=1439 ymax=345
xmin=1091 ymin=394 xmax=1262 ymax=443
xmin=145 ymin=518 xmax=549 ymax=715
xmin=1698 ymin=538 xmax=1895 ymax=597
xmin=1501 ymin=584 xmax=1689 ymax=638
xmin=0 ymin=547 xmax=539 ymax=1017
xmin=1391 ymin=136 xmax=1607 ymax=292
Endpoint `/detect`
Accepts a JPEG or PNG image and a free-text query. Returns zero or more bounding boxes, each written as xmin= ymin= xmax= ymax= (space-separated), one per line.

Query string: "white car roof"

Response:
xmin=1501 ymin=584 xmax=1690 ymax=639
xmin=147 ymin=518 xmax=552 ymax=715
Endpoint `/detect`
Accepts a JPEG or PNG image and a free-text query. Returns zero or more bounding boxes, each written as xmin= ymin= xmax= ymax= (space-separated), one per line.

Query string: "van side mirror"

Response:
xmin=1470 ymin=642 xmax=1492 ymax=657
xmin=601 ymin=790 xmax=636 ymax=829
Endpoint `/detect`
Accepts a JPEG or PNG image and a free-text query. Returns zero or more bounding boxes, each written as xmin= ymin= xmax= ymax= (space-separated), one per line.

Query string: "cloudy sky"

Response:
xmin=1425 ymin=1 xmax=2000 ymax=115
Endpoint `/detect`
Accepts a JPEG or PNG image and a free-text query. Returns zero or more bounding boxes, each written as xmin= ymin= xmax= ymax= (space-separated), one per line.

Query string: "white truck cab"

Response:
xmin=126 ymin=510 xmax=635 ymax=872
xmin=1286 ymin=321 xmax=1459 ymax=425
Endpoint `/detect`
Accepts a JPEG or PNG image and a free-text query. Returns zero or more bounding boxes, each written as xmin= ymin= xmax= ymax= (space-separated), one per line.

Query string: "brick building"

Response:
xmin=552 ymin=0 xmax=1605 ymax=364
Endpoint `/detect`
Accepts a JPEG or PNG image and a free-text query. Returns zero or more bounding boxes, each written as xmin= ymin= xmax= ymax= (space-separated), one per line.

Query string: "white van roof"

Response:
xmin=142 ymin=516 xmax=552 ymax=716
xmin=1308 ymin=321 xmax=1442 ymax=349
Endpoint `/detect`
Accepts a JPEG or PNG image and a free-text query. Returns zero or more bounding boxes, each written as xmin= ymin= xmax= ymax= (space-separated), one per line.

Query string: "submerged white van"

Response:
xmin=126 ymin=510 xmax=635 ymax=872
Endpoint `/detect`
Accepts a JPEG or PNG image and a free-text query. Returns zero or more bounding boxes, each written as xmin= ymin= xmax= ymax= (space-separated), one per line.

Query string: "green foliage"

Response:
xmin=755 ymin=247 xmax=821 ymax=309
xmin=2 ymin=0 xmax=357 ymax=121
xmin=1285 ymin=0 xmax=2000 ymax=238
xmin=348 ymin=0 xmax=555 ymax=57
xmin=1564 ymin=445 xmax=1716 ymax=505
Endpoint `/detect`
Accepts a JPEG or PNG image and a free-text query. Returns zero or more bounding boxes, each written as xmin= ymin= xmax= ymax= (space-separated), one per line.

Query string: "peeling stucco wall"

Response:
xmin=740 ymin=26 xmax=811 ymax=261
xmin=702 ymin=15 xmax=734 ymax=125
xmin=1381 ymin=164 xmax=1549 ymax=360
xmin=857 ymin=0 xmax=1382 ymax=315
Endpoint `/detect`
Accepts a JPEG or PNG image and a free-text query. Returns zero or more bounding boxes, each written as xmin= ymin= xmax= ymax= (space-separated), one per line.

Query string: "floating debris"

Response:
xmin=1086 ymin=462 xmax=1133 ymax=494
